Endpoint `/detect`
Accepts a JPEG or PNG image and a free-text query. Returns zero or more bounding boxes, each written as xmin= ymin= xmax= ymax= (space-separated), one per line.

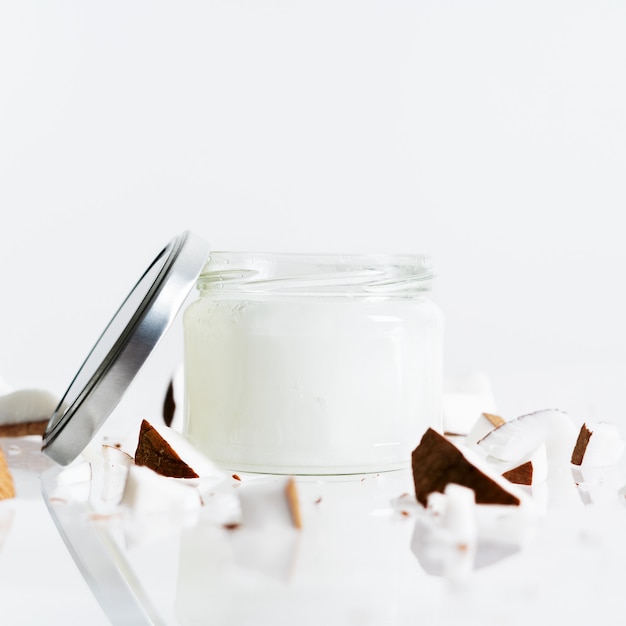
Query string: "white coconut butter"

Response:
xmin=183 ymin=253 xmax=442 ymax=474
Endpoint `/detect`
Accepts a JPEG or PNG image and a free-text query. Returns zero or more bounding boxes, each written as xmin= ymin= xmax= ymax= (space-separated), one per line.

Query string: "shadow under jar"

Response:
xmin=183 ymin=253 xmax=443 ymax=475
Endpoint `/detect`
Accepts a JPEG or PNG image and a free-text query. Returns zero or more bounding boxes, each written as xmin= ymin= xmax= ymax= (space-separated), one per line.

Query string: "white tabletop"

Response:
xmin=0 ymin=437 xmax=109 ymax=626
xmin=2 ymin=419 xmax=626 ymax=626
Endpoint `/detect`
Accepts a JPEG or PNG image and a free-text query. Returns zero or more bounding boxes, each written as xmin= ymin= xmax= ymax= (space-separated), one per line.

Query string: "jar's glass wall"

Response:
xmin=183 ymin=253 xmax=442 ymax=475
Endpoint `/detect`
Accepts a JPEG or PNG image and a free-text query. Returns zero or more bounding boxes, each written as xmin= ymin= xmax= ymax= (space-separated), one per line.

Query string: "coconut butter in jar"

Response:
xmin=183 ymin=253 xmax=442 ymax=475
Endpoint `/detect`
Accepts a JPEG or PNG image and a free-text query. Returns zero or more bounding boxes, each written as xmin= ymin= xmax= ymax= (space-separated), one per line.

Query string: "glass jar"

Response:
xmin=182 ymin=253 xmax=443 ymax=475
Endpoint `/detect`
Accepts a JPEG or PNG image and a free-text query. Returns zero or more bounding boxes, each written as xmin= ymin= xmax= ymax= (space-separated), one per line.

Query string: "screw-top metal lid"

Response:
xmin=42 ymin=231 xmax=210 ymax=465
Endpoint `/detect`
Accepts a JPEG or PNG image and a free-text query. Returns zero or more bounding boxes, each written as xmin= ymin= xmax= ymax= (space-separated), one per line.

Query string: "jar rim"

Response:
xmin=198 ymin=251 xmax=434 ymax=297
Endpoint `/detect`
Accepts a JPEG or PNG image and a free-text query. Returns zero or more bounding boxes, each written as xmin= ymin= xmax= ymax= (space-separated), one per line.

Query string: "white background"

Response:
xmin=1 ymin=4 xmax=626 ymax=624
xmin=1 ymin=0 xmax=625 ymax=423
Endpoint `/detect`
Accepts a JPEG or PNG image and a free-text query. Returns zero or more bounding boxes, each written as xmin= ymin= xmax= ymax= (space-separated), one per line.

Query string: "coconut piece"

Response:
xmin=162 ymin=366 xmax=184 ymax=431
xmin=0 ymin=389 xmax=59 ymax=436
xmin=163 ymin=379 xmax=176 ymax=428
xmin=0 ymin=449 xmax=15 ymax=500
xmin=441 ymin=484 xmax=477 ymax=585
xmin=134 ymin=419 xmax=198 ymax=479
xmin=411 ymin=484 xmax=478 ymax=582
xmin=442 ymin=484 xmax=476 ymax=542
xmin=412 ymin=428 xmax=523 ymax=507
xmin=497 ymin=444 xmax=548 ymax=486
xmin=570 ymin=422 xmax=625 ymax=467
xmin=121 ymin=464 xmax=201 ymax=515
xmin=134 ymin=419 xmax=222 ymax=484
xmin=100 ymin=444 xmax=134 ymax=503
xmin=119 ymin=464 xmax=202 ymax=548
xmin=442 ymin=372 xmax=497 ymax=436
xmin=477 ymin=408 xmax=577 ymax=465
xmin=412 ymin=482 xmax=531 ymax=579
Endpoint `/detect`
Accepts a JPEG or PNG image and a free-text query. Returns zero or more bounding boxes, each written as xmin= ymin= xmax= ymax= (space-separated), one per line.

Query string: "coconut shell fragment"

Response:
xmin=570 ymin=421 xmax=624 ymax=467
xmin=411 ymin=428 xmax=520 ymax=507
xmin=502 ymin=461 xmax=533 ymax=486
xmin=570 ymin=424 xmax=592 ymax=466
xmin=0 ymin=449 xmax=15 ymax=500
xmin=0 ymin=420 xmax=48 ymax=437
xmin=284 ymin=477 xmax=302 ymax=530
xmin=134 ymin=419 xmax=199 ymax=479
xmin=162 ymin=380 xmax=176 ymax=428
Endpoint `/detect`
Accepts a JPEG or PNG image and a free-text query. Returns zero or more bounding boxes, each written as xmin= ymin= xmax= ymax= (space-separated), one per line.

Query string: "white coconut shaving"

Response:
xmin=477 ymin=408 xmax=577 ymax=465
xmin=99 ymin=444 xmax=134 ymax=503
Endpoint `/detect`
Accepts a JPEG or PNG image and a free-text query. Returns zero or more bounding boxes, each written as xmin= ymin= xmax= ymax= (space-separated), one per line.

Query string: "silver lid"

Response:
xmin=42 ymin=231 xmax=210 ymax=465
